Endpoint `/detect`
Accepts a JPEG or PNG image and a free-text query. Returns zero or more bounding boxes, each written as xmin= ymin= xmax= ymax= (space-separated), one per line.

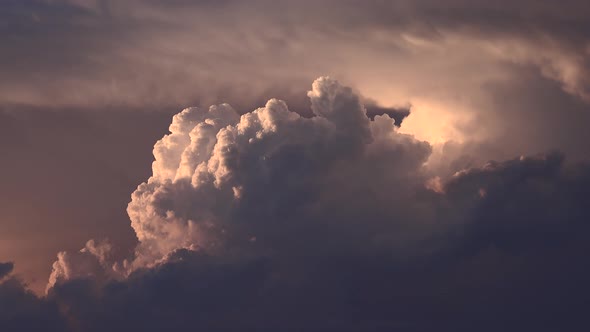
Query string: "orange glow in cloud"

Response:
xmin=397 ymin=99 xmax=467 ymax=145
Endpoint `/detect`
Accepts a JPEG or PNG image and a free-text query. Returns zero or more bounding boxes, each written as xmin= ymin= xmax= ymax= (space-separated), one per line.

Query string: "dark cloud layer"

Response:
xmin=3 ymin=150 xmax=590 ymax=331
xmin=0 ymin=278 xmax=66 ymax=332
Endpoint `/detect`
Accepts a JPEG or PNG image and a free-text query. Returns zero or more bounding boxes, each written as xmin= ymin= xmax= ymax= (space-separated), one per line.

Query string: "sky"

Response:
xmin=1 ymin=0 xmax=590 ymax=331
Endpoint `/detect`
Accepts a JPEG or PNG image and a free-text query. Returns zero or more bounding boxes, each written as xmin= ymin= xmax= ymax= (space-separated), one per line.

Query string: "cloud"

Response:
xmin=47 ymin=240 xmax=120 ymax=292
xmin=3 ymin=0 xmax=589 ymax=113
xmin=0 ymin=277 xmax=66 ymax=332
xmin=47 ymin=76 xmax=433 ymax=288
xmin=39 ymin=146 xmax=590 ymax=330
xmin=1 ymin=77 xmax=590 ymax=331
xmin=4 ymin=0 xmax=590 ymax=185
xmin=0 ymin=262 xmax=14 ymax=279
xmin=121 ymin=77 xmax=431 ymax=270
xmin=2 ymin=1 xmax=590 ymax=329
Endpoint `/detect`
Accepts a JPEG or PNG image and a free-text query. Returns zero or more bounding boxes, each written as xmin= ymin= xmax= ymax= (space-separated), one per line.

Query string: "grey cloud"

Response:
xmin=364 ymin=100 xmax=410 ymax=124
xmin=0 ymin=277 xmax=66 ymax=332
xmin=3 ymin=0 xmax=589 ymax=108
xmin=0 ymin=262 xmax=14 ymax=279
xmin=13 ymin=150 xmax=590 ymax=331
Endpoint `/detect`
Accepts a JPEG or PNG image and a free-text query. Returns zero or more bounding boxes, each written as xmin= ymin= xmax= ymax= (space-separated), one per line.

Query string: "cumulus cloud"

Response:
xmin=46 ymin=77 xmax=436 ymax=289
xmin=47 ymin=240 xmax=120 ymax=292
xmin=122 ymin=77 xmax=431 ymax=270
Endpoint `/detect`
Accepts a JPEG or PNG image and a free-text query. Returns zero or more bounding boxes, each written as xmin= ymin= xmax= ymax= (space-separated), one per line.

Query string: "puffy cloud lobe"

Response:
xmin=151 ymin=103 xmax=240 ymax=183
xmin=47 ymin=240 xmax=119 ymax=292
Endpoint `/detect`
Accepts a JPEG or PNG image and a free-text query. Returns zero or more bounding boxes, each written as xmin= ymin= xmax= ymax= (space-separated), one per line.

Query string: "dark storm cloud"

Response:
xmin=0 ymin=277 xmax=66 ymax=332
xmin=49 ymin=251 xmax=271 ymax=332
xmin=3 ymin=150 xmax=590 ymax=331
xmin=364 ymin=101 xmax=411 ymax=125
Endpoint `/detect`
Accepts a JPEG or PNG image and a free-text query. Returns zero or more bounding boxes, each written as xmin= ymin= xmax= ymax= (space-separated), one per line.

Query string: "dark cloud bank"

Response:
xmin=2 ymin=77 xmax=590 ymax=332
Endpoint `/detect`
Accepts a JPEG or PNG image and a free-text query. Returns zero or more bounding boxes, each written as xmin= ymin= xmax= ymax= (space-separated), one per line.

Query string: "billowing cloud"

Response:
xmin=47 ymin=240 xmax=120 ymax=292
xmin=1 ymin=77 xmax=589 ymax=331
xmin=49 ymin=77 xmax=432 ymax=280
